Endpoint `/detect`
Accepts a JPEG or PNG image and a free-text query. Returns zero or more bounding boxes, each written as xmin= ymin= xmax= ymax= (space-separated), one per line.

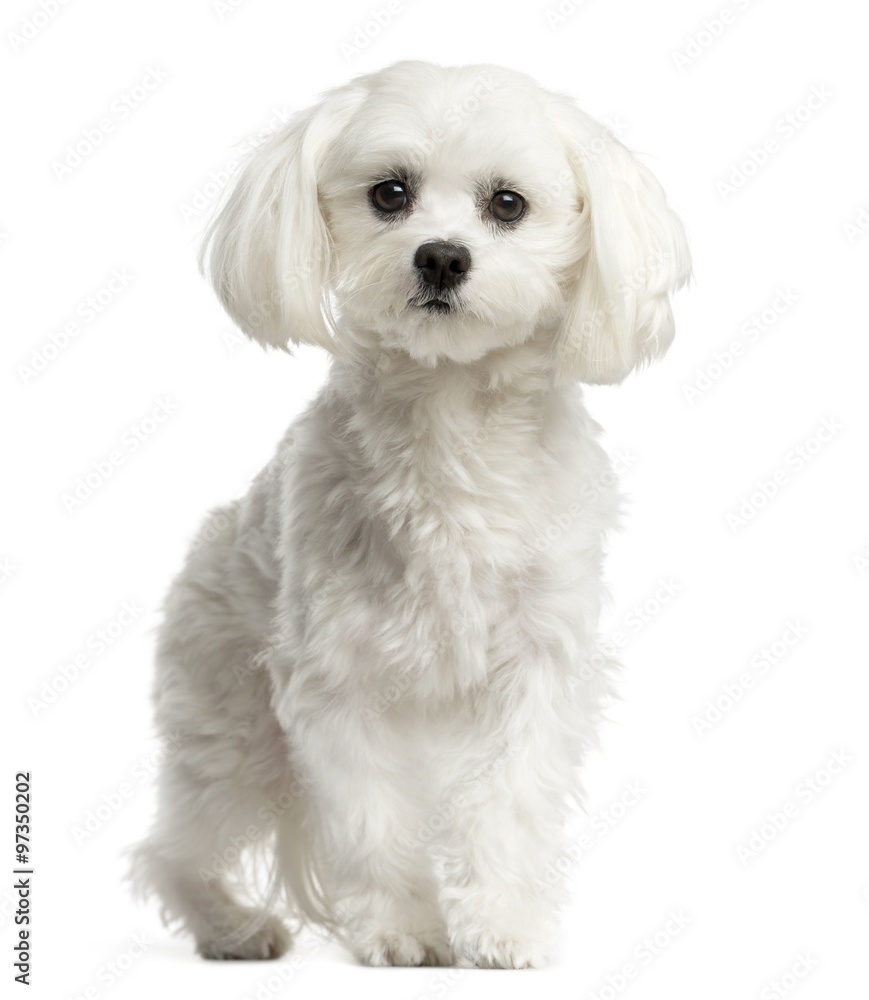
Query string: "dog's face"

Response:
xmin=317 ymin=64 xmax=581 ymax=366
xmin=204 ymin=62 xmax=691 ymax=382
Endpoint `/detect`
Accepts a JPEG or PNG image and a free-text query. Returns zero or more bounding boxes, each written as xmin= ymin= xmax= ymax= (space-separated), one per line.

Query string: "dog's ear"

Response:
xmin=548 ymin=98 xmax=692 ymax=384
xmin=200 ymin=86 xmax=363 ymax=352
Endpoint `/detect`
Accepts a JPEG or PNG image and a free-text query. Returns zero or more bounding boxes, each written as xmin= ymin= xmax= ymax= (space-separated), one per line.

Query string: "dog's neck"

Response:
xmin=324 ymin=333 xmax=579 ymax=534
xmin=333 ymin=335 xmax=558 ymax=432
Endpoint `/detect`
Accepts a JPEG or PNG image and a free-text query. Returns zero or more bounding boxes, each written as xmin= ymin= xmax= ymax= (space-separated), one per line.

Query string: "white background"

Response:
xmin=3 ymin=0 xmax=868 ymax=998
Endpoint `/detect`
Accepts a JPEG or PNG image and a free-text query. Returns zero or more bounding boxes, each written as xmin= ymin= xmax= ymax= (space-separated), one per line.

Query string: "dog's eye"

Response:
xmin=489 ymin=190 xmax=525 ymax=223
xmin=371 ymin=180 xmax=409 ymax=213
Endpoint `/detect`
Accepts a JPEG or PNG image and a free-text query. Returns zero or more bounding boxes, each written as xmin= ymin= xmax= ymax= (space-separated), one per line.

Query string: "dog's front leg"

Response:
xmin=438 ymin=671 xmax=580 ymax=969
xmin=275 ymin=669 xmax=451 ymax=967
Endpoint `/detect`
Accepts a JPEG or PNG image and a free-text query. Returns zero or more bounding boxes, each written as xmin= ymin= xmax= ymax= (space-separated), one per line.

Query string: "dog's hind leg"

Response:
xmin=130 ymin=754 xmax=294 ymax=960
xmin=129 ymin=501 xmax=297 ymax=959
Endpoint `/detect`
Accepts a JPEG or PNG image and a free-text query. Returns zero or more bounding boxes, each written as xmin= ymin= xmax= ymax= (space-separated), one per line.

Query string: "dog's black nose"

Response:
xmin=413 ymin=241 xmax=471 ymax=291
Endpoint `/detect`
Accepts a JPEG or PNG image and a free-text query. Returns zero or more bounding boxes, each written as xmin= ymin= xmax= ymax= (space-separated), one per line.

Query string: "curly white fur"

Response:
xmin=129 ymin=60 xmax=691 ymax=969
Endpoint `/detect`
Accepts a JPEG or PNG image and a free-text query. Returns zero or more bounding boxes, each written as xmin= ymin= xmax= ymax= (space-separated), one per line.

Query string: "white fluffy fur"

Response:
xmin=129 ymin=61 xmax=690 ymax=969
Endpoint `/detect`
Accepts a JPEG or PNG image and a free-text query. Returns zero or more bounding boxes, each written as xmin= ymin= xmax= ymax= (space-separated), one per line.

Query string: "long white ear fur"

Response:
xmin=199 ymin=86 xmax=363 ymax=351
xmin=548 ymin=97 xmax=692 ymax=384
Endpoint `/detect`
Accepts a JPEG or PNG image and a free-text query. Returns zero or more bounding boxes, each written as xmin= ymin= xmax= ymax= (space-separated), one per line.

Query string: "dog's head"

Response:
xmin=202 ymin=61 xmax=691 ymax=383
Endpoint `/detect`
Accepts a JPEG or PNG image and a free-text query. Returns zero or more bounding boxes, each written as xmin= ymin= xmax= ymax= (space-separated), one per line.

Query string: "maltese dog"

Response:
xmin=131 ymin=60 xmax=690 ymax=969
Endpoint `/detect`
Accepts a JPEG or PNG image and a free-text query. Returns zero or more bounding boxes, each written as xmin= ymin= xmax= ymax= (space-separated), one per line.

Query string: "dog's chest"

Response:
xmin=283 ymin=373 xmax=601 ymax=698
xmin=340 ymin=382 xmax=572 ymax=691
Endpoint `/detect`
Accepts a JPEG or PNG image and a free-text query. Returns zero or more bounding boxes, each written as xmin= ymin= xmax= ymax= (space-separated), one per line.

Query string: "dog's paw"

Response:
xmin=450 ymin=905 xmax=554 ymax=969
xmin=197 ymin=913 xmax=291 ymax=961
xmin=353 ymin=925 xmax=451 ymax=967
xmin=462 ymin=931 xmax=545 ymax=969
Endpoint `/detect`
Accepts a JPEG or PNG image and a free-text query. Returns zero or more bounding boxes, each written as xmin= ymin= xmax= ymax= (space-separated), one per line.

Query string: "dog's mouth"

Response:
xmin=409 ymin=295 xmax=455 ymax=315
xmin=421 ymin=299 xmax=451 ymax=313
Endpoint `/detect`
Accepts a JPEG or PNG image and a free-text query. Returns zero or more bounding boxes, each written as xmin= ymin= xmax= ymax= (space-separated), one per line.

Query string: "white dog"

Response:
xmin=130 ymin=60 xmax=690 ymax=969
